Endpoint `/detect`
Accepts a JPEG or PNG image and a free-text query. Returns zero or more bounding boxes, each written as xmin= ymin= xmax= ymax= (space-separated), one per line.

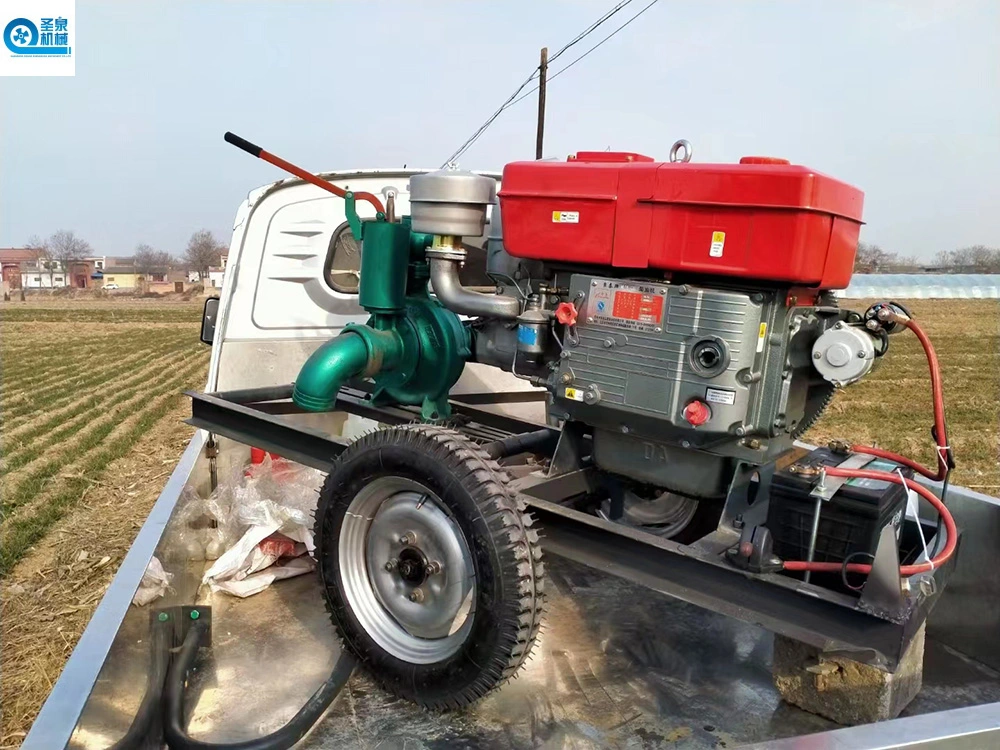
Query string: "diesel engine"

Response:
xmin=450 ymin=148 xmax=875 ymax=502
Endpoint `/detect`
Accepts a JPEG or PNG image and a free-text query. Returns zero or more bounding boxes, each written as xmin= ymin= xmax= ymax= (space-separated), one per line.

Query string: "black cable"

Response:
xmin=547 ymin=0 xmax=635 ymax=64
xmin=163 ymin=621 xmax=357 ymax=750
xmin=442 ymin=0 xmax=653 ymax=166
xmin=108 ymin=615 xmax=173 ymax=750
xmin=509 ymin=0 xmax=662 ymax=108
xmin=840 ymin=551 xmax=876 ymax=592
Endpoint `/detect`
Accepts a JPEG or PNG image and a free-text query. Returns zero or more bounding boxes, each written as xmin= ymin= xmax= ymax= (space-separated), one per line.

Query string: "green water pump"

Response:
xmin=291 ymin=184 xmax=489 ymax=420
xmin=221 ymin=131 xmax=501 ymax=420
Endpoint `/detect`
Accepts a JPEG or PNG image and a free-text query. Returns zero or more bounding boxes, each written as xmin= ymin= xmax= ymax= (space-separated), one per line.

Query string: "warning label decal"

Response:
xmin=552 ymin=210 xmax=580 ymax=223
xmin=710 ymin=231 xmax=725 ymax=258
xmin=586 ymin=278 xmax=667 ymax=333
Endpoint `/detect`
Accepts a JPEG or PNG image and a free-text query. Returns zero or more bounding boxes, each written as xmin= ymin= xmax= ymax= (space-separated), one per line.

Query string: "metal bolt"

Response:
xmin=586 ymin=316 xmax=594 ymax=324
xmin=398 ymin=532 xmax=415 ymax=545
xmin=735 ymin=426 xmax=746 ymax=437
xmin=866 ymin=319 xmax=880 ymax=331
xmin=408 ymin=589 xmax=425 ymax=603
xmin=857 ymin=350 xmax=867 ymax=358
xmin=157 ymin=612 xmax=169 ymax=622
xmin=681 ymin=440 xmax=691 ymax=449
xmin=560 ymin=350 xmax=571 ymax=359
xmin=732 ymin=516 xmax=745 ymax=530
xmin=748 ymin=439 xmax=761 ymax=449
xmin=385 ymin=560 xmax=397 ymax=571
xmin=620 ymin=425 xmax=630 ymax=434
xmin=560 ymin=372 xmax=573 ymax=384
xmin=426 ymin=561 xmax=442 ymax=575
xmin=654 ymin=326 xmax=662 ymax=333
xmin=678 ymin=285 xmax=689 ymax=296
xmin=591 ymin=280 xmax=597 ymax=287
xmin=751 ymin=293 xmax=764 ymax=303
xmin=189 ymin=610 xmax=200 ymax=620
xmin=834 ymin=321 xmax=844 ymax=330
xmin=603 ymin=338 xmax=615 ymax=348
xmin=813 ymin=351 xmax=822 ymax=359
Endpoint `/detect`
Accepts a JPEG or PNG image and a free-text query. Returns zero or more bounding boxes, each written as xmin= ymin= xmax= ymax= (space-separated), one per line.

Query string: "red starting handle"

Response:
xmin=224 ymin=132 xmax=386 ymax=215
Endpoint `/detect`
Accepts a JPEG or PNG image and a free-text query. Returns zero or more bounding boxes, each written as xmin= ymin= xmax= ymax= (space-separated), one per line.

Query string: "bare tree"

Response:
xmin=23 ymin=234 xmax=50 ymax=287
xmin=133 ymin=244 xmax=174 ymax=290
xmin=854 ymin=242 xmax=897 ymax=273
xmin=48 ymin=230 xmax=92 ymax=288
xmin=932 ymin=245 xmax=1000 ymax=273
xmin=184 ymin=230 xmax=224 ymax=283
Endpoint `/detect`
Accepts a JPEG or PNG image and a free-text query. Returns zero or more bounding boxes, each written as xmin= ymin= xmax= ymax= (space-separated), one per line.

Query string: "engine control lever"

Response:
xmin=224 ymin=132 xmax=386 ymax=221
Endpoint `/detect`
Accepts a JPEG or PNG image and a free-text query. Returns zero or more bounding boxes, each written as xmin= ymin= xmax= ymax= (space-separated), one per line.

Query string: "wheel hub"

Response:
xmin=339 ymin=476 xmax=475 ymax=663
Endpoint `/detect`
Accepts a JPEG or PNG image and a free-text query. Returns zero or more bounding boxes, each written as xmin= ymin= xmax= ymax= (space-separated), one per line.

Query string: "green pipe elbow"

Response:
xmin=292 ymin=333 xmax=371 ymax=412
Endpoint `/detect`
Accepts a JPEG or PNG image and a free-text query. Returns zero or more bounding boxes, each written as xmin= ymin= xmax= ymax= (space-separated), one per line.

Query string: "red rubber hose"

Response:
xmin=851 ymin=315 xmax=949 ymax=481
xmin=781 ymin=466 xmax=956 ymax=577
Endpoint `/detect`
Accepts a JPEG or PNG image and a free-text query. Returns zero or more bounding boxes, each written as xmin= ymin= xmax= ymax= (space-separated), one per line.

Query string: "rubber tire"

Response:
xmin=314 ymin=424 xmax=545 ymax=709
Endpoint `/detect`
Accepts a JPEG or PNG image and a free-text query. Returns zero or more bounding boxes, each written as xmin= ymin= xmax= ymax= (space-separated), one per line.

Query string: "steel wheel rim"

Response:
xmin=339 ymin=476 xmax=475 ymax=664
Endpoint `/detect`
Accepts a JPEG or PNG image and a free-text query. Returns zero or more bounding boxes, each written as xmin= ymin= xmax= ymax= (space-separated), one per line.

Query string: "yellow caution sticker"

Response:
xmin=710 ymin=231 xmax=726 ymax=258
xmin=564 ymin=386 xmax=584 ymax=401
xmin=756 ymin=322 xmax=767 ymax=353
xmin=552 ymin=210 xmax=580 ymax=224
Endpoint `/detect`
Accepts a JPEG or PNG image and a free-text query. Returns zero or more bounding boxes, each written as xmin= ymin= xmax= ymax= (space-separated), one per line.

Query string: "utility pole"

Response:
xmin=535 ymin=47 xmax=548 ymax=160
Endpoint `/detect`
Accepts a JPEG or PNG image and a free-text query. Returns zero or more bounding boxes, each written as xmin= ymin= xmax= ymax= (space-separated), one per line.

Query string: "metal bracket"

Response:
xmin=548 ymin=420 xmax=589 ymax=477
xmin=859 ymin=525 xmax=907 ymax=618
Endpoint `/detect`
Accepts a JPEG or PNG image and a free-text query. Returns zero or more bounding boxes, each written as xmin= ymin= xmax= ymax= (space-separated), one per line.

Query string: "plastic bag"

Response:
xmin=132 ymin=556 xmax=172 ymax=606
xmin=199 ymin=455 xmax=324 ymax=596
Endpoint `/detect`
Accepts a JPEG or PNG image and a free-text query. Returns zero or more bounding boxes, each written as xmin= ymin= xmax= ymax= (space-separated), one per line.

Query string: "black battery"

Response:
xmin=766 ymin=447 xmax=911 ymax=567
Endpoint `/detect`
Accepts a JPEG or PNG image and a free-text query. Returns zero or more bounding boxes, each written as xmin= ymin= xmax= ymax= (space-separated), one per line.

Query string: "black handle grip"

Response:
xmin=224 ymin=131 xmax=262 ymax=158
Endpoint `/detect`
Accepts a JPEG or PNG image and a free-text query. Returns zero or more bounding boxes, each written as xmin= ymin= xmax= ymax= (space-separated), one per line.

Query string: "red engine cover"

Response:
xmin=498 ymin=151 xmax=864 ymax=289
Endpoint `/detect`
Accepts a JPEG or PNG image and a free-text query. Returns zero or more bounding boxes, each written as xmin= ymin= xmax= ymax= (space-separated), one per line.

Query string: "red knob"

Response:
xmin=683 ymin=400 xmax=711 ymax=427
xmin=555 ymin=302 xmax=578 ymax=326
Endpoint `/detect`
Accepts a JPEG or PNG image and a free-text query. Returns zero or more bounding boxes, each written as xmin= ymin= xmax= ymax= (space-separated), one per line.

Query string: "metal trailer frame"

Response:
xmin=183 ymin=385 xmax=950 ymax=672
xmin=21 ymin=383 xmax=1000 ymax=749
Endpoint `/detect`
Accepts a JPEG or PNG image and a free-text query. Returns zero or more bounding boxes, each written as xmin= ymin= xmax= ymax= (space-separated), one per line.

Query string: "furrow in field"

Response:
xmin=0 ymin=331 xmax=176 ymax=383
xmin=1 ymin=342 xmax=193 ymax=424
xmin=1 ymin=330 xmax=188 ymax=402
xmin=0 ymin=355 xmax=208 ymax=518
xmin=1 ymin=345 xmax=175 ymax=416
xmin=1 ymin=345 xmax=194 ymax=445
xmin=0 ymin=324 xmax=189 ymax=376
xmin=1 ymin=349 xmax=196 ymax=473
xmin=0 ymin=377 xmax=206 ymax=575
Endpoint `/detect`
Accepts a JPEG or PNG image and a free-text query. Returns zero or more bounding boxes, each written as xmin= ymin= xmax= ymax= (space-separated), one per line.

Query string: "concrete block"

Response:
xmin=772 ymin=624 xmax=925 ymax=725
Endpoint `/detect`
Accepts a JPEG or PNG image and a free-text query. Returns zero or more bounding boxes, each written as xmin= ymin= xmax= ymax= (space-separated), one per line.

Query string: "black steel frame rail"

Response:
xmin=186 ymin=387 xmax=951 ymax=670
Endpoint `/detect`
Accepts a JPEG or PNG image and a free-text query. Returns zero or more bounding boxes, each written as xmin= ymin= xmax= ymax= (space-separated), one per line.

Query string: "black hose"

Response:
xmin=482 ymin=428 xmax=557 ymax=460
xmin=164 ymin=621 xmax=357 ymax=750
xmin=108 ymin=615 xmax=173 ymax=750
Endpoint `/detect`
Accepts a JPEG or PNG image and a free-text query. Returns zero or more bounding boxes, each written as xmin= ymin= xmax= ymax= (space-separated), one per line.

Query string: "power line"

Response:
xmin=547 ymin=0 xmax=635 ymax=64
xmin=509 ymin=0 xmax=660 ymax=109
xmin=441 ymin=0 xmax=643 ymax=167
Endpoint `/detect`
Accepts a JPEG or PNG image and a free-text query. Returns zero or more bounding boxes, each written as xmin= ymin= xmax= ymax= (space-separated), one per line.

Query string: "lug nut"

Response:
xmin=426 ymin=561 xmax=442 ymax=575
xmin=398 ymin=532 xmax=415 ymax=545
xmin=384 ymin=560 xmax=397 ymax=572
xmin=408 ymin=589 xmax=425 ymax=603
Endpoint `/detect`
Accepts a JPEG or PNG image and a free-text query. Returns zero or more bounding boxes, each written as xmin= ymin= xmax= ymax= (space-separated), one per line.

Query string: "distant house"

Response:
xmin=187 ymin=253 xmax=228 ymax=289
xmin=0 ymin=249 xmax=109 ymax=290
xmin=0 ymin=248 xmax=37 ymax=291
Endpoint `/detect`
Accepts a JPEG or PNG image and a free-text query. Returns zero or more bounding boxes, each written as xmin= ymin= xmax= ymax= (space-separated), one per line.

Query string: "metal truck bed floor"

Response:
xmin=72 ymin=556 xmax=1000 ymax=750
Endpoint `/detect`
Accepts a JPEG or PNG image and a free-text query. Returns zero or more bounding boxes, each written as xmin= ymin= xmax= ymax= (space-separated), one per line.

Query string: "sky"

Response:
xmin=1 ymin=0 xmax=998 ymax=261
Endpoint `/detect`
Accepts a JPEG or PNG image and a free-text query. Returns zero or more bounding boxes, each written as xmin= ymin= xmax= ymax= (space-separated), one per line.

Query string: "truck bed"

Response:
xmin=70 ymin=546 xmax=1000 ymax=749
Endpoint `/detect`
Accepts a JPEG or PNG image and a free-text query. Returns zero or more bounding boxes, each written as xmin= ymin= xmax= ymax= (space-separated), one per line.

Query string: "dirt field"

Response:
xmin=0 ymin=296 xmax=996 ymax=744
xmin=0 ymin=298 xmax=210 ymax=747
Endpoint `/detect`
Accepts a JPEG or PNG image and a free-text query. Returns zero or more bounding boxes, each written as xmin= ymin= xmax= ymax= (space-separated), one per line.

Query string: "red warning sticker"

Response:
xmin=612 ymin=290 xmax=664 ymax=325
xmin=586 ymin=278 xmax=668 ymax=333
